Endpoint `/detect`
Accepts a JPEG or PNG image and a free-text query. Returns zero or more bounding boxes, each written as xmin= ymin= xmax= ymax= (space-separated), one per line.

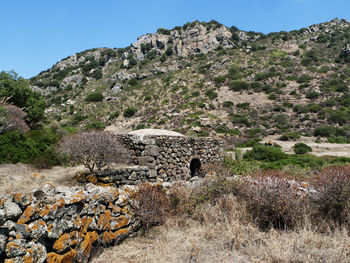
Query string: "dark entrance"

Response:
xmin=190 ymin=158 xmax=201 ymax=177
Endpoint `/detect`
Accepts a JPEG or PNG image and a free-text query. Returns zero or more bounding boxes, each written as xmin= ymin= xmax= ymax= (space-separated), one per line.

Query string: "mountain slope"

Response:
xmin=30 ymin=18 xmax=350 ymax=142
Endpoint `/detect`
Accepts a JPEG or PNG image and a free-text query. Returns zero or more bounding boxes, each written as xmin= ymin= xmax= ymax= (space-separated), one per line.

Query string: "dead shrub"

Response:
xmin=57 ymin=131 xmax=129 ymax=172
xmin=169 ymin=176 xmax=240 ymax=216
xmin=240 ymin=172 xmax=308 ymax=230
xmin=311 ymin=165 xmax=350 ymax=225
xmin=134 ymin=184 xmax=170 ymax=231
xmin=0 ymin=104 xmax=29 ymax=133
xmin=201 ymin=161 xmax=231 ymax=177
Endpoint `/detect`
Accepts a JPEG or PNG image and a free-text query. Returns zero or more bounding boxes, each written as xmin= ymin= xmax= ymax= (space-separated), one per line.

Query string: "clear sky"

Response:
xmin=1 ymin=0 xmax=349 ymax=79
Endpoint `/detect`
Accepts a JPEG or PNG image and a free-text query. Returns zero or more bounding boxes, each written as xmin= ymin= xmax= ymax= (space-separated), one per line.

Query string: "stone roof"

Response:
xmin=128 ymin=128 xmax=185 ymax=137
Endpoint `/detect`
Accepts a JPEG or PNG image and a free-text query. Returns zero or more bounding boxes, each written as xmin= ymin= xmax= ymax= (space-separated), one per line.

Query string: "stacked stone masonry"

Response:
xmin=0 ymin=183 xmax=139 ymax=262
xmin=116 ymin=134 xmax=224 ymax=182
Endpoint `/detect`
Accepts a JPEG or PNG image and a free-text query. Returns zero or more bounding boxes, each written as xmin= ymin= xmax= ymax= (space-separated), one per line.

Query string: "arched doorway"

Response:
xmin=190 ymin=158 xmax=201 ymax=177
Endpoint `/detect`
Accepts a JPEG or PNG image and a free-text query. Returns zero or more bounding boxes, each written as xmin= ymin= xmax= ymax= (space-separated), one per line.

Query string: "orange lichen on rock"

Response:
xmin=79 ymin=216 xmax=93 ymax=234
xmin=17 ymin=205 xmax=35 ymax=224
xmin=6 ymin=241 xmax=20 ymax=254
xmin=80 ymin=231 xmax=98 ymax=255
xmin=47 ymin=249 xmax=77 ymax=263
xmin=12 ymin=193 xmax=23 ymax=203
xmin=102 ymin=228 xmax=129 ymax=245
xmin=111 ymin=216 xmax=129 ymax=231
xmin=70 ymin=190 xmax=85 ymax=203
xmin=4 ymin=259 xmax=16 ymax=263
xmin=97 ymin=210 xmax=113 ymax=231
xmin=53 ymin=232 xmax=77 ymax=253
xmin=110 ymin=188 xmax=119 ymax=199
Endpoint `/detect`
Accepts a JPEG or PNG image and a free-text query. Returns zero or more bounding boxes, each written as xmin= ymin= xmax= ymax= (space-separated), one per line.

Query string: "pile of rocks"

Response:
xmin=0 ymin=183 xmax=139 ymax=262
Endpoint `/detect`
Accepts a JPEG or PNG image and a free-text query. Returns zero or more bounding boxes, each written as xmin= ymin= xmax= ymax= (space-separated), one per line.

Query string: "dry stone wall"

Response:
xmin=0 ymin=183 xmax=139 ymax=262
xmin=117 ymin=134 xmax=223 ymax=181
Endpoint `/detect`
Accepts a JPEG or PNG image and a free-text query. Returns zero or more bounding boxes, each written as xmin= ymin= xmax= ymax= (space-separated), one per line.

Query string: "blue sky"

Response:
xmin=1 ymin=0 xmax=349 ymax=78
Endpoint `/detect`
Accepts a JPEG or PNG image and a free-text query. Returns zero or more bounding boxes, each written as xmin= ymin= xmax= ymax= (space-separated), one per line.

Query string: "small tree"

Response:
xmin=57 ymin=131 xmax=129 ymax=172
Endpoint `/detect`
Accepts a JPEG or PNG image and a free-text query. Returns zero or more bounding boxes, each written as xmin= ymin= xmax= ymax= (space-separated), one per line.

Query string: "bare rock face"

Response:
xmin=130 ymin=24 xmax=235 ymax=60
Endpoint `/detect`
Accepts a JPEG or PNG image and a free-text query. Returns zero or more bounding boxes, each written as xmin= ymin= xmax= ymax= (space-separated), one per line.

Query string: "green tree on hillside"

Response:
xmin=0 ymin=71 xmax=46 ymax=125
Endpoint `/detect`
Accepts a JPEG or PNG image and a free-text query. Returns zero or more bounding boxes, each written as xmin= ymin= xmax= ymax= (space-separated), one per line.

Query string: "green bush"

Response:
xmin=214 ymin=76 xmax=226 ymax=85
xmin=230 ymin=80 xmax=250 ymax=91
xmin=293 ymin=143 xmax=312 ymax=154
xmin=223 ymin=101 xmax=234 ymax=108
xmin=123 ymin=107 xmax=137 ymax=117
xmin=91 ymin=69 xmax=103 ymax=79
xmin=0 ymin=128 xmax=60 ymax=165
xmin=279 ymin=132 xmax=300 ymax=141
xmin=84 ymin=120 xmax=106 ymax=130
xmin=243 ymin=145 xmax=287 ymax=162
xmin=85 ymin=92 xmax=104 ymax=102
xmin=205 ymin=89 xmax=218 ymax=99
xmin=314 ymin=126 xmax=337 ymax=137
xmin=0 ymin=71 xmax=46 ymax=125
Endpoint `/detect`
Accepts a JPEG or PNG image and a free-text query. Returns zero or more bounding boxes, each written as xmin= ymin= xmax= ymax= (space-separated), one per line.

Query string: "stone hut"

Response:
xmin=93 ymin=129 xmax=224 ymax=186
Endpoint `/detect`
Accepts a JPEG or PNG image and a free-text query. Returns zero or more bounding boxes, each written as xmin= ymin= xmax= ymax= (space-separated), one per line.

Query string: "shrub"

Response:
xmin=311 ymin=165 xmax=350 ymax=225
xmin=306 ymin=91 xmax=320 ymax=100
xmin=279 ymin=132 xmax=300 ymax=141
xmin=293 ymin=143 xmax=312 ymax=154
xmin=57 ymin=131 xmax=129 ymax=172
xmin=91 ymin=69 xmax=102 ymax=79
xmin=328 ymin=110 xmax=348 ymax=126
xmin=214 ymin=76 xmax=226 ymax=85
xmin=230 ymin=80 xmax=250 ymax=91
xmin=0 ymin=71 xmax=46 ymax=125
xmin=205 ymin=89 xmax=218 ymax=99
xmin=85 ymin=92 xmax=104 ymax=102
xmin=169 ymin=175 xmax=239 ymax=215
xmin=123 ymin=107 xmax=137 ymax=117
xmin=0 ymin=104 xmax=29 ymax=134
xmin=134 ymin=184 xmax=170 ymax=231
xmin=243 ymin=145 xmax=287 ymax=162
xmin=240 ymin=171 xmax=308 ymax=229
xmin=0 ymin=131 xmax=40 ymax=163
xmin=165 ymin=45 xmax=174 ymax=56
xmin=314 ymin=126 xmax=337 ymax=137
xmin=223 ymin=101 xmax=234 ymax=108
xmin=84 ymin=120 xmax=106 ymax=131
xmin=109 ymin=110 xmax=120 ymax=120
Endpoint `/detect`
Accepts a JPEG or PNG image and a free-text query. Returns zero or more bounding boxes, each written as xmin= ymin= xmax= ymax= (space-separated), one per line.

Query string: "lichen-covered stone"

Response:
xmin=0 ymin=184 xmax=137 ymax=262
xmin=4 ymin=202 xmax=22 ymax=220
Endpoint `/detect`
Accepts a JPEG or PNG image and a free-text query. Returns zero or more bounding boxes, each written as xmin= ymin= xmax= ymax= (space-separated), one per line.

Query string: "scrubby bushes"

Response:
xmin=243 ymin=145 xmax=287 ymax=162
xmin=279 ymin=132 xmax=300 ymax=141
xmin=311 ymin=165 xmax=350 ymax=225
xmin=293 ymin=142 xmax=312 ymax=154
xmin=85 ymin=91 xmax=104 ymax=102
xmin=240 ymin=171 xmax=308 ymax=229
xmin=0 ymin=127 xmax=61 ymax=166
xmin=134 ymin=184 xmax=170 ymax=231
xmin=123 ymin=107 xmax=137 ymax=117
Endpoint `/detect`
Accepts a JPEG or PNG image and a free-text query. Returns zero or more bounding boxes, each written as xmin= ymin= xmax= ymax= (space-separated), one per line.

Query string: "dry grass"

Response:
xmin=0 ymin=163 xmax=83 ymax=195
xmin=92 ymin=194 xmax=350 ymax=263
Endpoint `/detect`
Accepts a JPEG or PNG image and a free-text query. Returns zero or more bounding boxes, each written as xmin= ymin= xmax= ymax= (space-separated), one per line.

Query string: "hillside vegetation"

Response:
xmin=28 ymin=18 xmax=350 ymax=144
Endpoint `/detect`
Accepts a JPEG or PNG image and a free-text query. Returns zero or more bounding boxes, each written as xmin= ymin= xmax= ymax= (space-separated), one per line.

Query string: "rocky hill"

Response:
xmin=30 ymin=18 xmax=350 ymax=143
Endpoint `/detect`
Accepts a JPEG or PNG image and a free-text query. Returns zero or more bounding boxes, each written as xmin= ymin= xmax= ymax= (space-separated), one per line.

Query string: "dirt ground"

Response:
xmin=261 ymin=135 xmax=350 ymax=157
xmin=0 ymin=164 xmax=85 ymax=195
